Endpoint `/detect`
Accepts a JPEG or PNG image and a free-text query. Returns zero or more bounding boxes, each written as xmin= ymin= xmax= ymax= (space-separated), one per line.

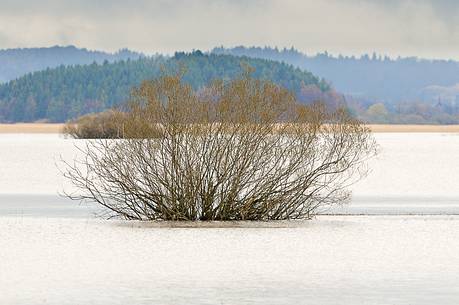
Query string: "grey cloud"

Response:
xmin=346 ymin=0 xmax=459 ymax=22
xmin=0 ymin=0 xmax=457 ymax=59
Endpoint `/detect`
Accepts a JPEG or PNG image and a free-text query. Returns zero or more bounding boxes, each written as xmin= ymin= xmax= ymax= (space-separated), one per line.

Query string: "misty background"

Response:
xmin=1 ymin=0 xmax=459 ymax=124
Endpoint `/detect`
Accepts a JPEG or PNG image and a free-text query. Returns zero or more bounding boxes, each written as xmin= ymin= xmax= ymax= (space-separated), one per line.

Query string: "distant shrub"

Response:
xmin=431 ymin=113 xmax=458 ymax=125
xmin=63 ymin=110 xmax=126 ymax=139
xmin=365 ymin=103 xmax=389 ymax=123
xmin=399 ymin=114 xmax=426 ymax=124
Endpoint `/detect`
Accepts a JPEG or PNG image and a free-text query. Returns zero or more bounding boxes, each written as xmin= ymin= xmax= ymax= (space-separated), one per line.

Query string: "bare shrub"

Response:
xmin=63 ymin=110 xmax=126 ymax=139
xmin=63 ymin=73 xmax=377 ymax=221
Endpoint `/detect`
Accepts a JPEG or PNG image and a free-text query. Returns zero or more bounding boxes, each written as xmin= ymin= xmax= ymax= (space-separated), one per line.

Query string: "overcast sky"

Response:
xmin=0 ymin=0 xmax=458 ymax=59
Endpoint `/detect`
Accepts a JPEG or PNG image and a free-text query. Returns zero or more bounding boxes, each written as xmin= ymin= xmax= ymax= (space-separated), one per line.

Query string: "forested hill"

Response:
xmin=0 ymin=46 xmax=142 ymax=83
xmin=0 ymin=51 xmax=330 ymax=122
xmin=212 ymin=46 xmax=459 ymax=103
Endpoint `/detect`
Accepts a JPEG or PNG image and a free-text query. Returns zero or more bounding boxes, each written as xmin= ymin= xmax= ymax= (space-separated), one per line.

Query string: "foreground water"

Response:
xmin=1 ymin=216 xmax=458 ymax=305
xmin=1 ymin=133 xmax=459 ymax=304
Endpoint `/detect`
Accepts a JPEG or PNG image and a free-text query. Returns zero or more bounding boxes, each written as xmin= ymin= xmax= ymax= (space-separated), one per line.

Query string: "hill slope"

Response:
xmin=0 ymin=51 xmax=329 ymax=122
xmin=0 ymin=46 xmax=142 ymax=83
xmin=212 ymin=46 xmax=459 ymax=104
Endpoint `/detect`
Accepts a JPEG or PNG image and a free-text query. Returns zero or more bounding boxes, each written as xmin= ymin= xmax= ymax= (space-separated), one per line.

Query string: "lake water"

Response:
xmin=1 ymin=133 xmax=459 ymax=304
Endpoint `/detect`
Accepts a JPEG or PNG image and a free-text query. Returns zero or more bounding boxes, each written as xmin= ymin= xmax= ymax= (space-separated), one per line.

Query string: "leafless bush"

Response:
xmin=63 ymin=110 xmax=126 ymax=139
xmin=63 ymin=73 xmax=377 ymax=221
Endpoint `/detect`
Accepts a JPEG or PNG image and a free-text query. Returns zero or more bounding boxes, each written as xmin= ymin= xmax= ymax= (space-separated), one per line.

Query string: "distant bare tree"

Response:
xmin=63 ymin=72 xmax=377 ymax=221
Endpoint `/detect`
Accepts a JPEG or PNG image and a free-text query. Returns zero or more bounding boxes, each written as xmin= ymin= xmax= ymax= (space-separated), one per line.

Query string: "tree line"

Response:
xmin=213 ymin=46 xmax=459 ymax=124
xmin=0 ymin=51 xmax=330 ymax=122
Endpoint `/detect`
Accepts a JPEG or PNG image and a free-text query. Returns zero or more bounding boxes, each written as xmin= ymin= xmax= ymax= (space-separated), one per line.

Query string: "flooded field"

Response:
xmin=1 ymin=215 xmax=459 ymax=305
xmin=2 ymin=133 xmax=459 ymax=215
xmin=1 ymin=133 xmax=459 ymax=304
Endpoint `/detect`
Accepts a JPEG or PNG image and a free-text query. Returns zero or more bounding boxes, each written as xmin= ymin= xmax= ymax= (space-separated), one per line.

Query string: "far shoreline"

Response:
xmin=0 ymin=123 xmax=65 ymax=134
xmin=2 ymin=123 xmax=459 ymax=134
xmin=368 ymin=124 xmax=459 ymax=133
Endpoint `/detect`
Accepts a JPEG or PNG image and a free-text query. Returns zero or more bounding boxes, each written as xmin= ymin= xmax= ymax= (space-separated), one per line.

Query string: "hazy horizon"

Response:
xmin=1 ymin=44 xmax=457 ymax=63
xmin=1 ymin=0 xmax=459 ymax=60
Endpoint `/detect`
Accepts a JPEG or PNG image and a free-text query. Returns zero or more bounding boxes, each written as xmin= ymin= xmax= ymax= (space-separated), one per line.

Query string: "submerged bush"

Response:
xmin=63 ymin=72 xmax=376 ymax=221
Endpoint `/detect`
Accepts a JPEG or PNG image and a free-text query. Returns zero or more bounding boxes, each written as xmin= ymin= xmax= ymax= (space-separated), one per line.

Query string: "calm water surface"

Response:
xmin=1 ymin=133 xmax=459 ymax=304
